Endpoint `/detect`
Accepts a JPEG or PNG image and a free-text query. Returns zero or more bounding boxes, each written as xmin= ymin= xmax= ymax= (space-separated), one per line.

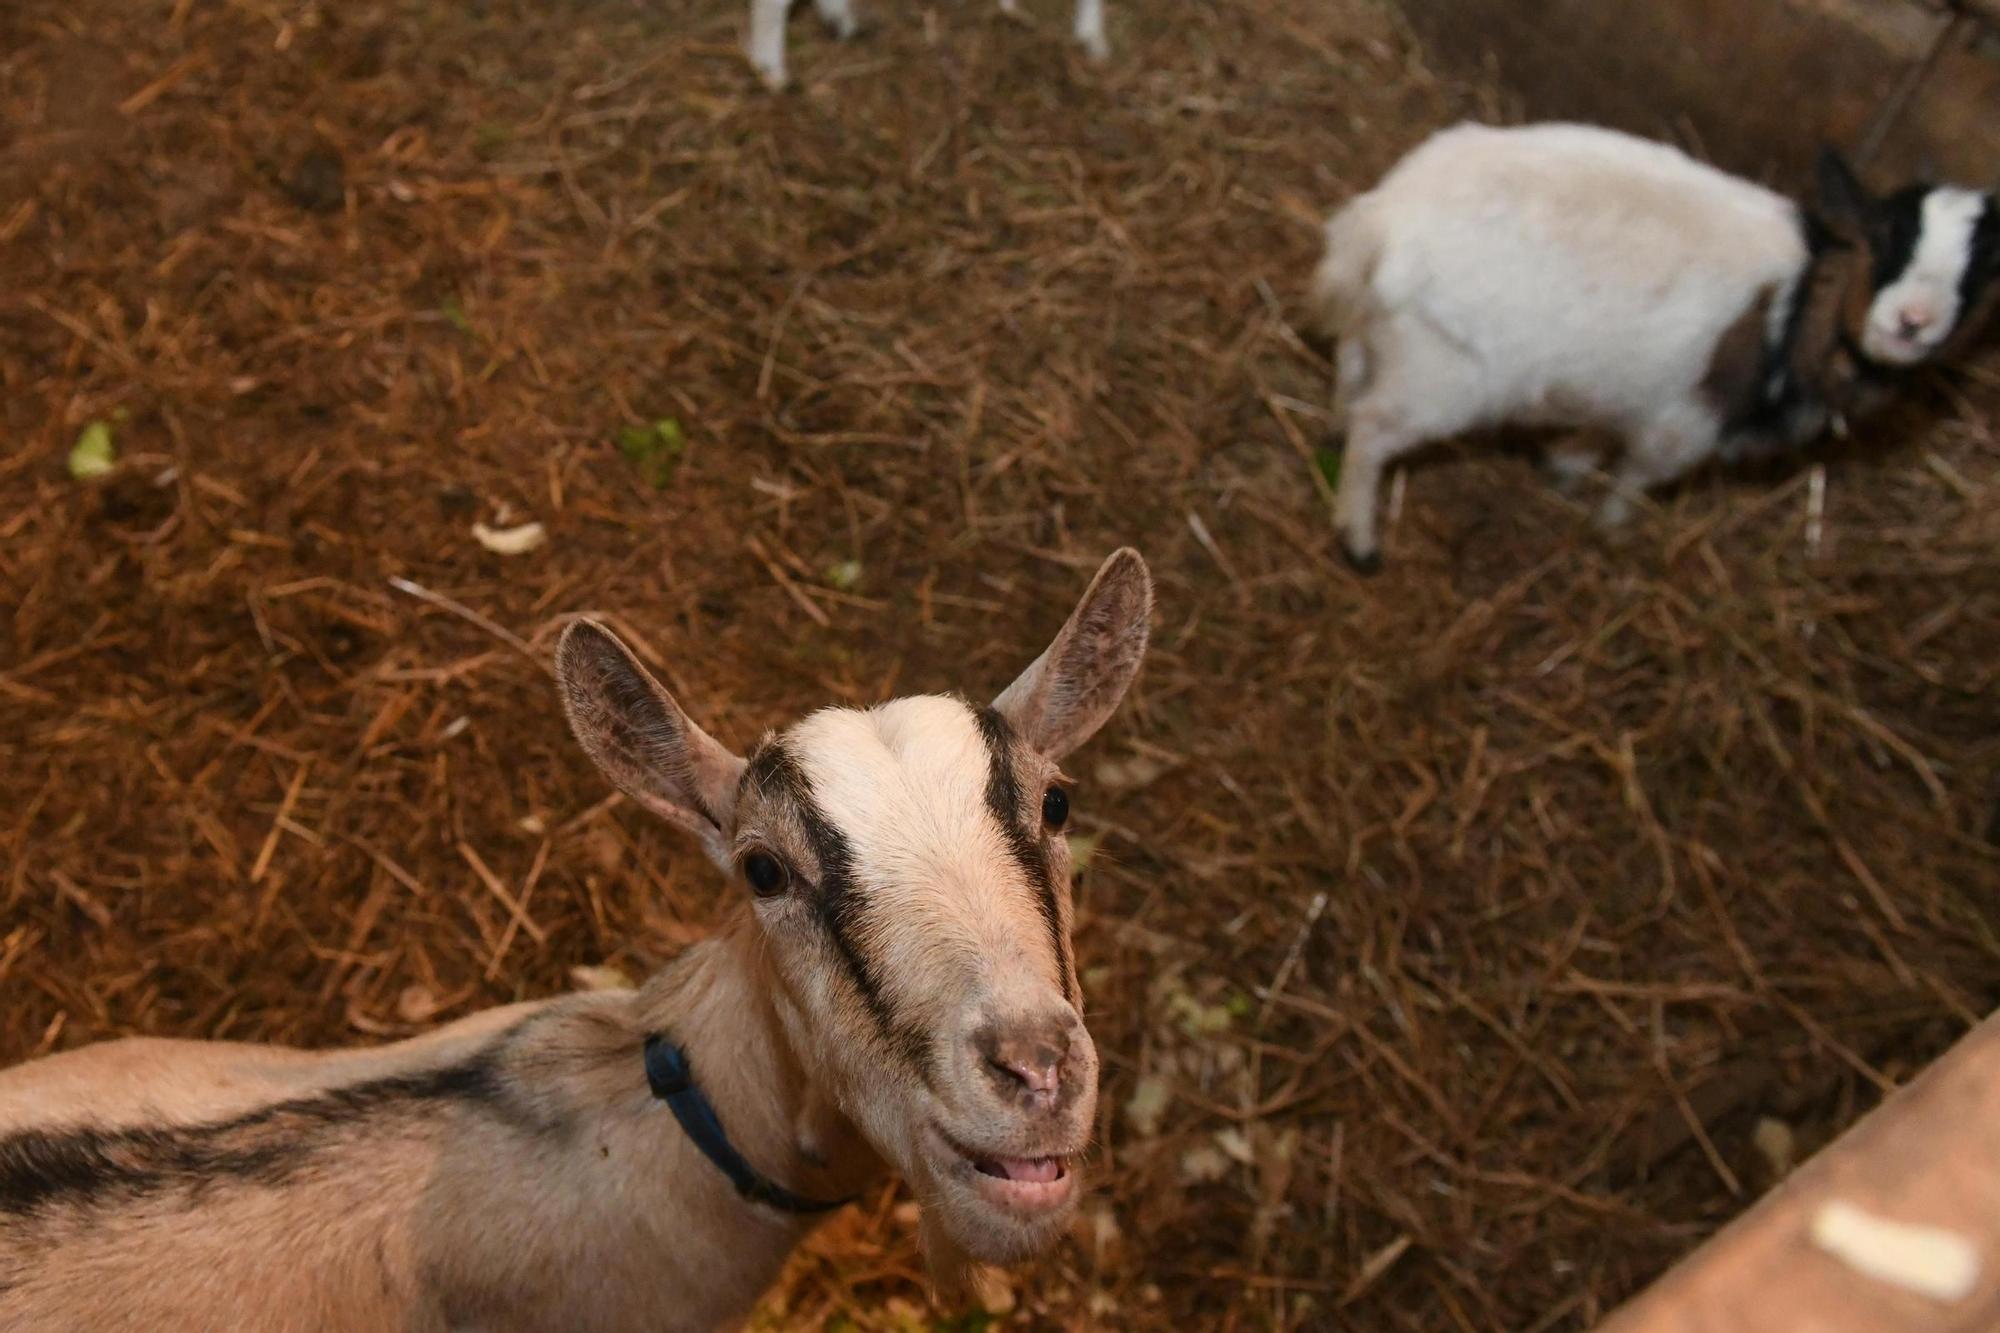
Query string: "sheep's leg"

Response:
xmin=1542 ymin=441 xmax=1602 ymax=497
xmin=814 ymin=0 xmax=859 ymax=39
xmin=1073 ymin=0 xmax=1108 ymax=59
xmin=1595 ymin=418 xmax=1715 ymax=530
xmin=747 ymin=0 xmax=791 ymax=89
xmin=1333 ymin=413 xmax=1420 ymax=574
xmin=1329 ymin=338 xmax=1370 ymax=434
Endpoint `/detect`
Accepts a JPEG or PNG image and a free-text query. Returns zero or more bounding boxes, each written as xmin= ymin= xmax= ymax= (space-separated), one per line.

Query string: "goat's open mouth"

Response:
xmin=936 ymin=1130 xmax=1078 ymax=1212
xmin=972 ymin=1153 xmax=1067 ymax=1184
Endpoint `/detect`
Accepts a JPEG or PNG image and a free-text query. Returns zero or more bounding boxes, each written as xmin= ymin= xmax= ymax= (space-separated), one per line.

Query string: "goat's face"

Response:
xmin=555 ymin=550 xmax=1152 ymax=1266
xmin=1816 ymin=148 xmax=2000 ymax=367
xmin=731 ymin=698 xmax=1096 ymax=1260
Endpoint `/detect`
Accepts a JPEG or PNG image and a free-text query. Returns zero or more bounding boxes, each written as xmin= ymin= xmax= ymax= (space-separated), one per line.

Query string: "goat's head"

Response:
xmin=1814 ymin=147 xmax=2000 ymax=368
xmin=554 ymin=549 xmax=1151 ymax=1268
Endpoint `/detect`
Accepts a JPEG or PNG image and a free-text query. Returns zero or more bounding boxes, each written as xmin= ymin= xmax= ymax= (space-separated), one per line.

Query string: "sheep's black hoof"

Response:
xmin=1339 ymin=541 xmax=1382 ymax=576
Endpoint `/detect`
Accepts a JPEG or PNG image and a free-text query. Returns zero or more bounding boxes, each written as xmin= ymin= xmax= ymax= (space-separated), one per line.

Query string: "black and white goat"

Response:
xmin=1307 ymin=121 xmax=2000 ymax=570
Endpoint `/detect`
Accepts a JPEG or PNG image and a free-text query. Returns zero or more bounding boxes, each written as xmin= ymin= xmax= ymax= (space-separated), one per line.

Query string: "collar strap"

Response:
xmin=1791 ymin=219 xmax=1900 ymax=385
xmin=643 ymin=1033 xmax=855 ymax=1215
xmin=1731 ymin=221 xmax=1891 ymax=438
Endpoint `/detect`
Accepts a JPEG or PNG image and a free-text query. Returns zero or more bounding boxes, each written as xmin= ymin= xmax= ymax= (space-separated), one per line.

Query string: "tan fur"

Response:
xmin=0 ymin=550 xmax=1153 ymax=1332
xmin=0 ymin=919 xmax=868 ymax=1332
xmin=1804 ymin=242 xmax=1876 ymax=412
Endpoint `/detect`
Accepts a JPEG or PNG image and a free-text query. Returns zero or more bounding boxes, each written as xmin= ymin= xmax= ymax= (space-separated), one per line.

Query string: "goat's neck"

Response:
xmin=443 ymin=910 xmax=887 ymax=1327
xmin=1783 ymin=231 xmax=1883 ymax=419
xmin=625 ymin=909 xmax=884 ymax=1210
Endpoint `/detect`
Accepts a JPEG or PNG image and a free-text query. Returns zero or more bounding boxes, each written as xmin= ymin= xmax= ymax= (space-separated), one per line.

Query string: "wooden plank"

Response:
xmin=1960 ymin=0 xmax=2000 ymax=29
xmin=1596 ymin=1011 xmax=2000 ymax=1333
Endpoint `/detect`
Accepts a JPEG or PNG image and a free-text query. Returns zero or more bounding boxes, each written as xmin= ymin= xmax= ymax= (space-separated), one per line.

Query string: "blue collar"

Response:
xmin=642 ymin=1033 xmax=855 ymax=1215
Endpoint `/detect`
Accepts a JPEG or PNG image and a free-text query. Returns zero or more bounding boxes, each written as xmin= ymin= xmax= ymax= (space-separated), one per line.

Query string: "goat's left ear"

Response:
xmin=992 ymin=548 xmax=1152 ymax=760
xmin=555 ymin=619 xmax=747 ymax=869
xmin=1815 ymin=146 xmax=1876 ymax=236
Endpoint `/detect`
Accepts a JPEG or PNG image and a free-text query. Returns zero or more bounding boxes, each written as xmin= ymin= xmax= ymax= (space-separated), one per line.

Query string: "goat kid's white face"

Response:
xmin=556 ymin=550 xmax=1151 ymax=1263
xmin=1817 ymin=150 xmax=2000 ymax=367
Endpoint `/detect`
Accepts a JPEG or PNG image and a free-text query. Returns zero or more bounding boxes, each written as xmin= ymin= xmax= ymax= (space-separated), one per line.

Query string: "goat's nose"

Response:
xmin=975 ymin=1021 xmax=1071 ymax=1108
xmin=1897 ymin=305 xmax=1936 ymax=338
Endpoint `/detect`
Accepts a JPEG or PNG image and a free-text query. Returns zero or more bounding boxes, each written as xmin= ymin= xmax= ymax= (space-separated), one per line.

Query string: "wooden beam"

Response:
xmin=1596 ymin=1012 xmax=2000 ymax=1333
xmin=1959 ymin=0 xmax=2000 ymax=31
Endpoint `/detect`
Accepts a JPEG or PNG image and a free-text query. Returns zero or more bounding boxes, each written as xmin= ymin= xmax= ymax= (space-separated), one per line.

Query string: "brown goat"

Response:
xmin=0 ymin=549 xmax=1154 ymax=1332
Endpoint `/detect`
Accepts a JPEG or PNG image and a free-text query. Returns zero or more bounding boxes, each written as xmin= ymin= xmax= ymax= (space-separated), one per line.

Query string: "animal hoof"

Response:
xmin=1076 ymin=31 xmax=1110 ymax=61
xmin=1339 ymin=541 xmax=1382 ymax=576
xmin=749 ymin=54 xmax=790 ymax=91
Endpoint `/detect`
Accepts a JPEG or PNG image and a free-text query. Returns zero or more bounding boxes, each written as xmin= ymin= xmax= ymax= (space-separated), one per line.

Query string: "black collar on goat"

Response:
xmin=1715 ymin=213 xmax=1899 ymax=465
xmin=643 ymin=1033 xmax=856 ymax=1215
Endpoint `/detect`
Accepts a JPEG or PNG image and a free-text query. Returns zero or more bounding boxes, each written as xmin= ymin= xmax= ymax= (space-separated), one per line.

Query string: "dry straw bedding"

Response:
xmin=2 ymin=0 xmax=1997 ymax=1327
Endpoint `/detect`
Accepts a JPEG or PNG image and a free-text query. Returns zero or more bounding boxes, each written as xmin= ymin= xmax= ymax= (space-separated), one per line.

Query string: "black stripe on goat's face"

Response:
xmin=741 ymin=739 xmax=937 ymax=1082
xmin=1866 ymin=185 xmax=1930 ymax=291
xmin=731 ymin=699 xmax=1082 ymax=1093
xmin=974 ymin=706 xmax=1076 ymax=1005
xmin=1963 ymin=196 xmax=2000 ymax=320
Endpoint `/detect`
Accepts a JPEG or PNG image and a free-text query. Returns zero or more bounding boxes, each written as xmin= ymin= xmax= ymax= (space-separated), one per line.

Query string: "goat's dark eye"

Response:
xmin=743 ymin=852 xmax=790 ymax=897
xmin=1041 ymin=786 xmax=1069 ymax=831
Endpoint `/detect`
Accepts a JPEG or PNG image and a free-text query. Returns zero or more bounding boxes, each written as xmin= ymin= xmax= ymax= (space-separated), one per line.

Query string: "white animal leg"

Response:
xmin=1596 ymin=416 xmax=1716 ymax=530
xmin=998 ymin=0 xmax=1020 ymax=14
xmin=1073 ymin=0 xmax=1108 ymax=60
xmin=1329 ymin=338 xmax=1370 ymax=434
xmin=1333 ymin=411 xmax=1421 ymax=573
xmin=814 ymin=0 xmax=858 ymax=40
xmin=1542 ymin=441 xmax=1603 ymax=497
xmin=747 ymin=0 xmax=791 ymax=90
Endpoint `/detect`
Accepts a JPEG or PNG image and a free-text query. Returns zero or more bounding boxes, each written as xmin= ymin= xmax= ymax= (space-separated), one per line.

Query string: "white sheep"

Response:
xmin=748 ymin=0 xmax=1108 ymax=90
xmin=1308 ymin=121 xmax=2000 ymax=570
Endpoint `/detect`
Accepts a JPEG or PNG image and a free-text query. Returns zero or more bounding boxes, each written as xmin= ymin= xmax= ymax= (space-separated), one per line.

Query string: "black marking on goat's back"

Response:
xmin=975 ymin=706 xmax=1074 ymax=1003
xmin=749 ymin=740 xmax=936 ymax=1081
xmin=0 ymin=1045 xmax=538 ymax=1221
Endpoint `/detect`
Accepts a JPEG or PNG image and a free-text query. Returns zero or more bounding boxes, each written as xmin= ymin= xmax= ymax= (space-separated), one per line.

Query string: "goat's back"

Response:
xmin=0 ymin=1003 xmax=539 ymax=1132
xmin=0 ymin=995 xmax=780 ymax=1333
xmin=1340 ymin=122 xmax=1809 ymax=422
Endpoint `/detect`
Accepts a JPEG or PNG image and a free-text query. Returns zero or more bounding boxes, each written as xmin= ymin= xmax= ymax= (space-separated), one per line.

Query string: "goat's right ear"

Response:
xmin=992 ymin=548 xmax=1152 ymax=761
xmin=555 ymin=620 xmax=746 ymax=868
xmin=1814 ymin=146 xmax=1876 ymax=236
